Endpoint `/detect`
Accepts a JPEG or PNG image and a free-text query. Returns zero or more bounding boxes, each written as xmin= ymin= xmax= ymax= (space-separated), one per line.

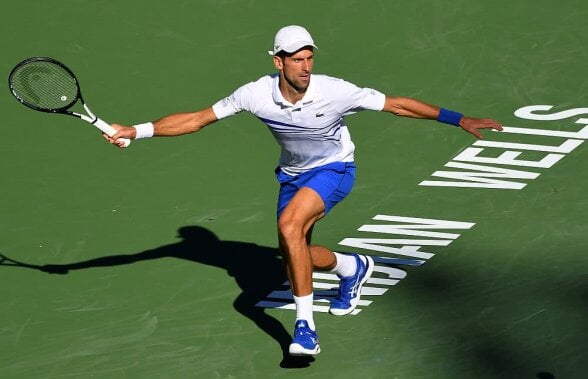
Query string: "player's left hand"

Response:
xmin=460 ymin=117 xmax=503 ymax=139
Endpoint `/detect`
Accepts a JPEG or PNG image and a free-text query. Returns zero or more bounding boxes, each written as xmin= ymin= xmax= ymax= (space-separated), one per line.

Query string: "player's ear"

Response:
xmin=273 ymin=55 xmax=283 ymax=70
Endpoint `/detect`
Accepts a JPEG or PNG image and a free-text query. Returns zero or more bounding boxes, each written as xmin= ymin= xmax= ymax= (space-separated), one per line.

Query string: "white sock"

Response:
xmin=331 ymin=252 xmax=358 ymax=278
xmin=293 ymin=294 xmax=315 ymax=331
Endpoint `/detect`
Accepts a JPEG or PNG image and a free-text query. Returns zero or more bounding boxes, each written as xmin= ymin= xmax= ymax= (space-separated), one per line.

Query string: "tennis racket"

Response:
xmin=8 ymin=56 xmax=130 ymax=147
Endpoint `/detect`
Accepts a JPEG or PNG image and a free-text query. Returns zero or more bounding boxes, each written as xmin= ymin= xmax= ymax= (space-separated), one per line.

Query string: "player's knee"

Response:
xmin=277 ymin=215 xmax=305 ymax=243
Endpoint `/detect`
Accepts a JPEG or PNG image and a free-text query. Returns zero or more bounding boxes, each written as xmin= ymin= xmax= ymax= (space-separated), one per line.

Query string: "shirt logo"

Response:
xmin=315 ymin=112 xmax=324 ymax=118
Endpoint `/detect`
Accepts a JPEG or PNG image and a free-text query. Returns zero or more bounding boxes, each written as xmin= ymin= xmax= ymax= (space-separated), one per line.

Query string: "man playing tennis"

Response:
xmin=106 ymin=25 xmax=502 ymax=357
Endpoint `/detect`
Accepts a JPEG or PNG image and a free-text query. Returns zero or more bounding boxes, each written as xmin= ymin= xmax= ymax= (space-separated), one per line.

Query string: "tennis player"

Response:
xmin=106 ymin=25 xmax=502 ymax=357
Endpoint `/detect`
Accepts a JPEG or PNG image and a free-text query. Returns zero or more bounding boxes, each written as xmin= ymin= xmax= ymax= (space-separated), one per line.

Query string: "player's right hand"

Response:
xmin=103 ymin=124 xmax=136 ymax=148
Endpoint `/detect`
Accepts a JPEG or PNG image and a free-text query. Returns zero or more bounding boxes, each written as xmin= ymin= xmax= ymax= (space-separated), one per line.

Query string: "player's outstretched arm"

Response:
xmin=105 ymin=107 xmax=218 ymax=147
xmin=382 ymin=96 xmax=502 ymax=139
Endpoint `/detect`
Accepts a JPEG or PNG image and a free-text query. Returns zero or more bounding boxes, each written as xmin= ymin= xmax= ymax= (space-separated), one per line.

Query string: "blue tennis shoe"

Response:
xmin=288 ymin=320 xmax=320 ymax=356
xmin=329 ymin=254 xmax=374 ymax=316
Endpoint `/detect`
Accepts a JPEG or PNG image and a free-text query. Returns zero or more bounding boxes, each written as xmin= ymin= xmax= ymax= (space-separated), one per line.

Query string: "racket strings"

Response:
xmin=10 ymin=61 xmax=79 ymax=111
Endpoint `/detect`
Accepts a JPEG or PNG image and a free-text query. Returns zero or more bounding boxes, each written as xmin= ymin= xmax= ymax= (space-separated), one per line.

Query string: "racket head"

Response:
xmin=8 ymin=57 xmax=81 ymax=113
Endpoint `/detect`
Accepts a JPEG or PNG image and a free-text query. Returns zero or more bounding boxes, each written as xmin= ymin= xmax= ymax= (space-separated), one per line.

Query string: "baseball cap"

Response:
xmin=267 ymin=25 xmax=318 ymax=56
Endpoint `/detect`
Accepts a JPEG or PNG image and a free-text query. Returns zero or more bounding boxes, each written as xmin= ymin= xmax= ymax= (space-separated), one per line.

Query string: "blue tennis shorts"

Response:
xmin=275 ymin=161 xmax=356 ymax=218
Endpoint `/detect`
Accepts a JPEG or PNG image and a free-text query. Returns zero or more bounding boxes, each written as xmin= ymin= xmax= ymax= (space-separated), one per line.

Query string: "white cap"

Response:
xmin=268 ymin=25 xmax=318 ymax=56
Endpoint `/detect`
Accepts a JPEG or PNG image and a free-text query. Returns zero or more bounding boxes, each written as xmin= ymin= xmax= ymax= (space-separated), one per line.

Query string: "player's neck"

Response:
xmin=278 ymin=77 xmax=307 ymax=104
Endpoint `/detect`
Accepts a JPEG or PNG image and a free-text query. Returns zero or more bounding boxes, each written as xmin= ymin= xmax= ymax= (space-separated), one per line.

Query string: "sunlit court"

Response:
xmin=1 ymin=1 xmax=586 ymax=378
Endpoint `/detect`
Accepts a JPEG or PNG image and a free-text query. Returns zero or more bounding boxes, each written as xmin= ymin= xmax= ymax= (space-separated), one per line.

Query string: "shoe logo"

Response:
xmin=315 ymin=112 xmax=324 ymax=118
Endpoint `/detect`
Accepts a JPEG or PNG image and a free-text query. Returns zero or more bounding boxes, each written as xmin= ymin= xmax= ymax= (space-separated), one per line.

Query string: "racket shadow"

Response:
xmin=0 ymin=226 xmax=314 ymax=369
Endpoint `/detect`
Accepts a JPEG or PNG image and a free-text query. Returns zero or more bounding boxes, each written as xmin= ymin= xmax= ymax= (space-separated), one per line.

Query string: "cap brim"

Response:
xmin=268 ymin=43 xmax=318 ymax=56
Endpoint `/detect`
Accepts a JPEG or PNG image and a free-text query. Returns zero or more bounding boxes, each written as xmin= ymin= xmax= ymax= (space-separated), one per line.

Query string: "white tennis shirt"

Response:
xmin=212 ymin=74 xmax=386 ymax=175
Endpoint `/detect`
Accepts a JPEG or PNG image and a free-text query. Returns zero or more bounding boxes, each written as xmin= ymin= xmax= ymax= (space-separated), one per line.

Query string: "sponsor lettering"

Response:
xmin=420 ymin=105 xmax=587 ymax=189
xmin=256 ymin=215 xmax=474 ymax=314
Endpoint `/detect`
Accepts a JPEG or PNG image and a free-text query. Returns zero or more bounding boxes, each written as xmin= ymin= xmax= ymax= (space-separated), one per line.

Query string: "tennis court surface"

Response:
xmin=1 ymin=1 xmax=586 ymax=378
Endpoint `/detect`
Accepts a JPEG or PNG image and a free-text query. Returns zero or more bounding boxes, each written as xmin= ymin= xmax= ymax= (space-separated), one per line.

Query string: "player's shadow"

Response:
xmin=0 ymin=226 xmax=313 ymax=369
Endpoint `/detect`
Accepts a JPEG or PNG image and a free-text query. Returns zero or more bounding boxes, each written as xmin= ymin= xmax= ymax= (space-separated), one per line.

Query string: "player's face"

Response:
xmin=275 ymin=48 xmax=314 ymax=93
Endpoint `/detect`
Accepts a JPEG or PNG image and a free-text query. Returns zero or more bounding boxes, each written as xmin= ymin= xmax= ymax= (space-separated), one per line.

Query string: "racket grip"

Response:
xmin=93 ymin=118 xmax=131 ymax=147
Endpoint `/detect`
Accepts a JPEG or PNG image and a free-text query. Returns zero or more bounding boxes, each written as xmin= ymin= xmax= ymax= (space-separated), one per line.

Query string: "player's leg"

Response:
xmin=275 ymin=162 xmax=374 ymax=355
xmin=308 ymin=244 xmax=336 ymax=270
xmin=305 ymin=225 xmax=337 ymax=271
xmin=278 ymin=187 xmax=324 ymax=356
xmin=279 ymin=190 xmax=355 ymax=296
xmin=297 ymin=163 xmax=374 ymax=316
xmin=278 ymin=186 xmax=324 ymax=304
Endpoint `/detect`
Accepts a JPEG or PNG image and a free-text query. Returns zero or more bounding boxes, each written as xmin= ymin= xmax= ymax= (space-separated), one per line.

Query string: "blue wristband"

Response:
xmin=437 ymin=108 xmax=463 ymax=127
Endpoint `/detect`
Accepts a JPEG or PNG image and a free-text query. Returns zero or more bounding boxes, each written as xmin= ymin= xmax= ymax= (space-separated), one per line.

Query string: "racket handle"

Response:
xmin=93 ymin=118 xmax=131 ymax=147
